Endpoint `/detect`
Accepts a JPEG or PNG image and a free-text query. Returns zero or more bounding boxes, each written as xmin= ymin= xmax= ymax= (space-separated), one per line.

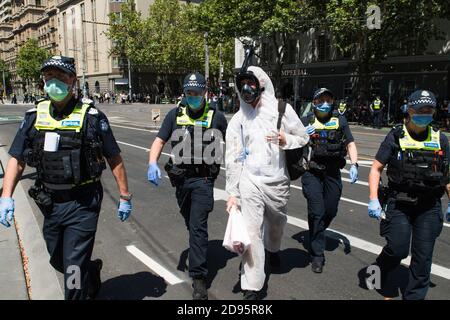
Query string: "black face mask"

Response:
xmin=241 ymin=84 xmax=261 ymax=104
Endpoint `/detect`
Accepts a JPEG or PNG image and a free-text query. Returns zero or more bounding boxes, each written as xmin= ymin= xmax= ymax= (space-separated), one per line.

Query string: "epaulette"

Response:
xmin=392 ymin=123 xmax=404 ymax=138
xmin=88 ymin=108 xmax=99 ymax=115
xmin=82 ymin=97 xmax=95 ymax=106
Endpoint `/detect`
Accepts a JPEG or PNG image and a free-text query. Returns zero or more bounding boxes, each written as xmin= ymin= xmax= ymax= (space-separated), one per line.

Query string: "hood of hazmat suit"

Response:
xmin=225 ymin=66 xmax=309 ymax=196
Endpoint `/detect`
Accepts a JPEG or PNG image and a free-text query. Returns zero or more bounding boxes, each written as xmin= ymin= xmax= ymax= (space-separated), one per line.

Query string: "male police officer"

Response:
xmin=368 ymin=90 xmax=450 ymax=300
xmin=0 ymin=56 xmax=132 ymax=300
xmin=147 ymin=72 xmax=227 ymax=300
xmin=370 ymin=96 xmax=384 ymax=129
xmin=302 ymin=88 xmax=359 ymax=273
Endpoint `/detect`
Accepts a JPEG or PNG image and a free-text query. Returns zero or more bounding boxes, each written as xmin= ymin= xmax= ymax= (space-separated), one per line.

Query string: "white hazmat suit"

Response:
xmin=225 ymin=66 xmax=309 ymax=291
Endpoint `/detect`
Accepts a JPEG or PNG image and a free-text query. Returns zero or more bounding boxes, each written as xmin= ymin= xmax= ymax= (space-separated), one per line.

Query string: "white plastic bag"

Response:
xmin=222 ymin=206 xmax=251 ymax=255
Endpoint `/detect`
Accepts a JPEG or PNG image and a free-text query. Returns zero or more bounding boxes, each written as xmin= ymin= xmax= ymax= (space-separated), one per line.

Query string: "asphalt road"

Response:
xmin=1 ymin=103 xmax=449 ymax=300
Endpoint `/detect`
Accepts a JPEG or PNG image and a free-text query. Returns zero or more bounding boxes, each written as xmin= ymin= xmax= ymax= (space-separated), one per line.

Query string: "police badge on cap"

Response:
xmin=408 ymin=90 xmax=437 ymax=109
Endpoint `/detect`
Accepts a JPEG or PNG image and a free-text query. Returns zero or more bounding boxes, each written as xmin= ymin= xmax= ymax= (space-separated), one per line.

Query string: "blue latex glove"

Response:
xmin=0 ymin=197 xmax=15 ymax=228
xmin=349 ymin=164 xmax=358 ymax=184
xmin=368 ymin=199 xmax=382 ymax=219
xmin=117 ymin=199 xmax=132 ymax=222
xmin=305 ymin=125 xmax=315 ymax=135
xmin=147 ymin=162 xmax=161 ymax=186
xmin=446 ymin=201 xmax=450 ymax=222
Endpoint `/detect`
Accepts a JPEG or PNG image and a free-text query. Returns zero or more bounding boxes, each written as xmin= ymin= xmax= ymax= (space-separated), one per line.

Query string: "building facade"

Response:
xmin=236 ymin=20 xmax=450 ymax=111
xmin=0 ymin=0 xmax=200 ymax=97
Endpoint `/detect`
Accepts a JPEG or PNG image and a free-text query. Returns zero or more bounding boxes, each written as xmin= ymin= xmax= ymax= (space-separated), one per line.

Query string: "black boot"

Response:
xmin=243 ymin=290 xmax=259 ymax=300
xmin=311 ymin=260 xmax=324 ymax=273
xmin=88 ymin=259 xmax=103 ymax=300
xmin=268 ymin=251 xmax=281 ymax=271
xmin=192 ymin=278 xmax=208 ymax=300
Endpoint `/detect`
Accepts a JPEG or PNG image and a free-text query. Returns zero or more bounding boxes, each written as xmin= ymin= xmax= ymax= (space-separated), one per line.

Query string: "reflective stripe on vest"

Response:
xmin=399 ymin=125 xmax=441 ymax=151
xmin=373 ymin=100 xmax=381 ymax=110
xmin=313 ymin=117 xmax=340 ymax=130
xmin=338 ymin=103 xmax=346 ymax=112
xmin=176 ymin=105 xmax=214 ymax=128
xmin=34 ymin=100 xmax=90 ymax=132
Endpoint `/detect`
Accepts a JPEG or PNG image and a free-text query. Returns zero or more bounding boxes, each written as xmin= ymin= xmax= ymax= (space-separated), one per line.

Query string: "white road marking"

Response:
xmin=111 ymin=123 xmax=159 ymax=133
xmin=213 ymin=188 xmax=450 ymax=281
xmin=126 ymin=245 xmax=184 ymax=285
xmin=116 ymin=140 xmax=450 ymax=228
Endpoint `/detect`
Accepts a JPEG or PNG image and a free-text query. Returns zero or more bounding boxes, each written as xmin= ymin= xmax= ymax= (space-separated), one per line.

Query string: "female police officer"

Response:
xmin=0 ymin=56 xmax=132 ymax=300
xmin=368 ymin=90 xmax=450 ymax=300
xmin=301 ymin=88 xmax=359 ymax=273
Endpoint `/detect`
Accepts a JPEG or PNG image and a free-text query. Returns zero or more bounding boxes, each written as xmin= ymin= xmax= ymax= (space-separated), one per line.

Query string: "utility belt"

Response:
xmin=29 ymin=179 xmax=101 ymax=205
xmin=307 ymin=156 xmax=346 ymax=174
xmin=164 ymin=161 xmax=219 ymax=187
xmin=381 ymin=185 xmax=442 ymax=207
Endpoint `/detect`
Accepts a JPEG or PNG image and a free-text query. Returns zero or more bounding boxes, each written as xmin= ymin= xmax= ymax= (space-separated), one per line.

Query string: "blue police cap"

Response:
xmin=183 ymin=72 xmax=206 ymax=94
xmin=41 ymin=55 xmax=76 ymax=76
xmin=313 ymin=87 xmax=334 ymax=100
xmin=407 ymin=90 xmax=436 ymax=109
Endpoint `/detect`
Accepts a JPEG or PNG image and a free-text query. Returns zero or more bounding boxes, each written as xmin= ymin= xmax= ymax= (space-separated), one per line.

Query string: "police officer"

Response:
xmin=147 ymin=72 xmax=227 ymax=300
xmin=367 ymin=90 xmax=450 ymax=300
xmin=302 ymin=88 xmax=359 ymax=273
xmin=0 ymin=56 xmax=133 ymax=300
xmin=338 ymin=98 xmax=348 ymax=116
xmin=370 ymin=96 xmax=384 ymax=129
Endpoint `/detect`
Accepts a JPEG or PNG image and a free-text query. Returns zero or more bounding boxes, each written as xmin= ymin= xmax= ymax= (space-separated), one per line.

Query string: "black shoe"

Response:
xmin=192 ymin=278 xmax=208 ymax=300
xmin=88 ymin=259 xmax=103 ymax=300
xmin=243 ymin=290 xmax=259 ymax=300
xmin=311 ymin=260 xmax=324 ymax=273
xmin=268 ymin=251 xmax=281 ymax=271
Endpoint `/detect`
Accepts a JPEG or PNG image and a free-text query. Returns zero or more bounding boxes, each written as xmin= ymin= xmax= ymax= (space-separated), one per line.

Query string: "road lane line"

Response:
xmin=126 ymin=245 xmax=184 ymax=285
xmin=111 ymin=123 xmax=159 ymax=133
xmin=118 ymin=138 xmax=450 ymax=279
xmin=116 ymin=140 xmax=450 ymax=228
xmin=212 ymin=188 xmax=450 ymax=281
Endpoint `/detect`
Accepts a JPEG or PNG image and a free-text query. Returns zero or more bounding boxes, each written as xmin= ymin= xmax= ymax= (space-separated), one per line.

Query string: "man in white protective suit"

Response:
xmin=225 ymin=66 xmax=310 ymax=300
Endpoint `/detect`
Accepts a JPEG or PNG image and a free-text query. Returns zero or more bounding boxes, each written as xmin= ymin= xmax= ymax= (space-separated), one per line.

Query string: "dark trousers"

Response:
xmin=373 ymin=110 xmax=382 ymax=128
xmin=42 ymin=183 xmax=103 ymax=300
xmin=377 ymin=197 xmax=443 ymax=300
xmin=301 ymin=171 xmax=342 ymax=263
xmin=176 ymin=177 xmax=214 ymax=279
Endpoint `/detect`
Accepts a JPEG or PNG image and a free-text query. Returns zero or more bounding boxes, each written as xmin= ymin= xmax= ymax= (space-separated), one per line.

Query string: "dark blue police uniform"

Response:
xmin=300 ymin=113 xmax=354 ymax=267
xmin=9 ymin=97 xmax=121 ymax=299
xmin=157 ymin=103 xmax=227 ymax=280
xmin=374 ymin=126 xmax=448 ymax=299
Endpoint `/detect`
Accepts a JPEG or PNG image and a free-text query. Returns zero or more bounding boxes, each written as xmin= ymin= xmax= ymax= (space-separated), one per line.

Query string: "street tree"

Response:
xmin=0 ymin=59 xmax=11 ymax=94
xmin=16 ymin=38 xmax=49 ymax=92
xmin=106 ymin=0 xmax=234 ymax=95
xmin=323 ymin=0 xmax=450 ymax=101
xmin=194 ymin=0 xmax=311 ymax=93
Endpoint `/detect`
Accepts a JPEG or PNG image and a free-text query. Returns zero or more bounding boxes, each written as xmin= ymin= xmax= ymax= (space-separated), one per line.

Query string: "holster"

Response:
xmin=164 ymin=161 xmax=186 ymax=187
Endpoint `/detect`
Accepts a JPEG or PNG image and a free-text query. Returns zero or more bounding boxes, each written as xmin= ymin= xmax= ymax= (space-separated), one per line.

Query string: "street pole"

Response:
xmin=204 ymin=32 xmax=209 ymax=83
xmin=388 ymin=80 xmax=393 ymax=125
xmin=294 ymin=38 xmax=300 ymax=113
xmin=81 ymin=47 xmax=86 ymax=98
xmin=219 ymin=43 xmax=223 ymax=83
xmin=2 ymin=69 xmax=6 ymax=98
xmin=128 ymin=58 xmax=132 ymax=97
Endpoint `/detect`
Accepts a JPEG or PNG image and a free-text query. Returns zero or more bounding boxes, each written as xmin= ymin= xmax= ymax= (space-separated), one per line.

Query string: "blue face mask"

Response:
xmin=411 ymin=114 xmax=433 ymax=127
xmin=186 ymin=95 xmax=204 ymax=111
xmin=44 ymin=78 xmax=70 ymax=102
xmin=315 ymin=102 xmax=332 ymax=114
